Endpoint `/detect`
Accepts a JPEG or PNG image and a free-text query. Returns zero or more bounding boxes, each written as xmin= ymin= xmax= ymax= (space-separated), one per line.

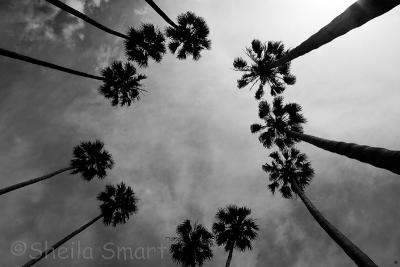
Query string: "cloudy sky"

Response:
xmin=0 ymin=0 xmax=400 ymax=266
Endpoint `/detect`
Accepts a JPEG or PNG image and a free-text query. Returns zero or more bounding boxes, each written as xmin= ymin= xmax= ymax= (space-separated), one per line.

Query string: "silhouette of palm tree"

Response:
xmin=100 ymin=61 xmax=147 ymax=106
xmin=44 ymin=0 xmax=166 ymax=67
xmin=125 ymin=24 xmax=166 ymax=67
xmin=0 ymin=140 xmax=113 ymax=196
xmin=170 ymin=219 xmax=213 ymax=267
xmin=251 ymin=97 xmax=400 ymax=175
xmin=212 ymin=205 xmax=258 ymax=267
xmin=263 ymin=148 xmax=377 ymax=266
xmin=269 ymin=0 xmax=400 ymax=68
xmin=0 ymin=48 xmax=147 ymax=106
xmin=23 ymin=182 xmax=138 ymax=266
xmin=144 ymin=0 xmax=211 ymax=60
xmin=233 ymin=40 xmax=295 ymax=100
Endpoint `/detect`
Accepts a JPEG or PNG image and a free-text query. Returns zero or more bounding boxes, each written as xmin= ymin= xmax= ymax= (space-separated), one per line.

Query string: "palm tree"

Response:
xmin=0 ymin=140 xmax=113 ymax=196
xmin=23 ymin=182 xmax=138 ymax=266
xmin=99 ymin=61 xmax=147 ymax=106
xmin=233 ymin=40 xmax=296 ymax=100
xmin=269 ymin=0 xmax=400 ymax=68
xmin=263 ymin=148 xmax=377 ymax=266
xmin=124 ymin=24 xmax=166 ymax=67
xmin=144 ymin=0 xmax=211 ymax=60
xmin=169 ymin=219 xmax=213 ymax=267
xmin=251 ymin=97 xmax=400 ymax=175
xmin=44 ymin=0 xmax=166 ymax=66
xmin=212 ymin=205 xmax=259 ymax=267
xmin=0 ymin=48 xmax=147 ymax=106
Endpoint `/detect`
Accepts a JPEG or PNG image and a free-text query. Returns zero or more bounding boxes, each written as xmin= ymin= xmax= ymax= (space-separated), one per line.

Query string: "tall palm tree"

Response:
xmin=0 ymin=48 xmax=147 ymax=106
xmin=263 ymin=148 xmax=377 ymax=266
xmin=144 ymin=0 xmax=211 ymax=60
xmin=251 ymin=97 xmax=400 ymax=175
xmin=269 ymin=0 xmax=400 ymax=68
xmin=44 ymin=0 xmax=166 ymax=66
xmin=0 ymin=140 xmax=113 ymax=196
xmin=212 ymin=205 xmax=259 ymax=267
xmin=23 ymin=182 xmax=138 ymax=266
xmin=170 ymin=219 xmax=213 ymax=267
xmin=233 ymin=40 xmax=296 ymax=100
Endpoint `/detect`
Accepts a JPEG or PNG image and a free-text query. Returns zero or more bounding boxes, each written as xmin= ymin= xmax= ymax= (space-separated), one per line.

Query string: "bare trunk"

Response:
xmin=270 ymin=0 xmax=400 ymax=68
xmin=22 ymin=214 xmax=104 ymax=267
xmin=44 ymin=0 xmax=129 ymax=39
xmin=0 ymin=48 xmax=104 ymax=81
xmin=291 ymin=179 xmax=377 ymax=267
xmin=225 ymin=247 xmax=234 ymax=267
xmin=144 ymin=0 xmax=178 ymax=28
xmin=0 ymin=167 xmax=73 ymax=196
xmin=285 ymin=129 xmax=400 ymax=175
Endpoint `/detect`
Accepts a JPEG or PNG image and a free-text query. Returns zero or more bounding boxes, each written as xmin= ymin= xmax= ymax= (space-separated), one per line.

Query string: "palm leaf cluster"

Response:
xmin=166 ymin=12 xmax=211 ymax=60
xmin=98 ymin=182 xmax=138 ymax=226
xmin=125 ymin=24 xmax=166 ymax=67
xmin=212 ymin=205 xmax=258 ymax=252
xmin=250 ymin=96 xmax=305 ymax=149
xmin=100 ymin=61 xmax=147 ymax=106
xmin=263 ymin=148 xmax=314 ymax=198
xmin=170 ymin=220 xmax=214 ymax=267
xmin=70 ymin=140 xmax=114 ymax=180
xmin=233 ymin=40 xmax=296 ymax=100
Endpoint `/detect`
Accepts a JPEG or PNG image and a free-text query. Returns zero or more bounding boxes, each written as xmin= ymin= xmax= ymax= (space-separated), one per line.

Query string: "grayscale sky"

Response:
xmin=0 ymin=0 xmax=399 ymax=266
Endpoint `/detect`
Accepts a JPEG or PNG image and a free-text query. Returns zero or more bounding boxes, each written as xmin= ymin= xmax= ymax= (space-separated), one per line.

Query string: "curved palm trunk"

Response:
xmin=0 ymin=167 xmax=73 ymax=196
xmin=285 ymin=129 xmax=400 ymax=175
xmin=0 ymin=48 xmax=104 ymax=81
xmin=225 ymin=247 xmax=234 ymax=267
xmin=291 ymin=179 xmax=377 ymax=267
xmin=44 ymin=0 xmax=129 ymax=39
xmin=22 ymin=214 xmax=103 ymax=267
xmin=144 ymin=0 xmax=178 ymax=28
xmin=270 ymin=0 xmax=400 ymax=68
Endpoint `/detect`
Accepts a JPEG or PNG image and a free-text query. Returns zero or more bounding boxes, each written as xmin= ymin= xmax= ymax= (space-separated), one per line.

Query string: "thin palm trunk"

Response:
xmin=284 ymin=129 xmax=400 ymax=175
xmin=0 ymin=167 xmax=73 ymax=196
xmin=144 ymin=0 xmax=178 ymax=28
xmin=22 ymin=214 xmax=104 ymax=267
xmin=44 ymin=0 xmax=129 ymax=39
xmin=291 ymin=179 xmax=377 ymax=267
xmin=270 ymin=0 xmax=400 ymax=68
xmin=225 ymin=246 xmax=234 ymax=267
xmin=0 ymin=48 xmax=104 ymax=81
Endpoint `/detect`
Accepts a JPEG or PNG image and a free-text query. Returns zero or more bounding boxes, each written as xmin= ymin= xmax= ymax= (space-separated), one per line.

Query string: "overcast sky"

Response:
xmin=0 ymin=0 xmax=400 ymax=266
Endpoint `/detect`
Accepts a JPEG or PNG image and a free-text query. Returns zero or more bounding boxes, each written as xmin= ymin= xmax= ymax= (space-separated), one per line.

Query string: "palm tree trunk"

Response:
xmin=291 ymin=179 xmax=377 ymax=267
xmin=0 ymin=167 xmax=73 ymax=196
xmin=22 ymin=214 xmax=104 ymax=267
xmin=225 ymin=247 xmax=234 ymax=267
xmin=284 ymin=129 xmax=400 ymax=175
xmin=144 ymin=0 xmax=178 ymax=28
xmin=270 ymin=0 xmax=400 ymax=68
xmin=44 ymin=0 xmax=129 ymax=39
xmin=0 ymin=48 xmax=104 ymax=81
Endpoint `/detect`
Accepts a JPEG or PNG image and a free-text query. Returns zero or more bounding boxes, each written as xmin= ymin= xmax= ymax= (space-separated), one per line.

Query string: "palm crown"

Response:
xmin=100 ymin=61 xmax=147 ymax=107
xmin=70 ymin=140 xmax=114 ymax=181
xmin=233 ymin=40 xmax=296 ymax=100
xmin=97 ymin=182 xmax=138 ymax=227
xmin=263 ymin=148 xmax=314 ymax=199
xmin=125 ymin=23 xmax=166 ymax=67
xmin=165 ymin=12 xmax=211 ymax=60
xmin=212 ymin=205 xmax=258 ymax=252
xmin=251 ymin=96 xmax=306 ymax=150
xmin=170 ymin=219 xmax=213 ymax=267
